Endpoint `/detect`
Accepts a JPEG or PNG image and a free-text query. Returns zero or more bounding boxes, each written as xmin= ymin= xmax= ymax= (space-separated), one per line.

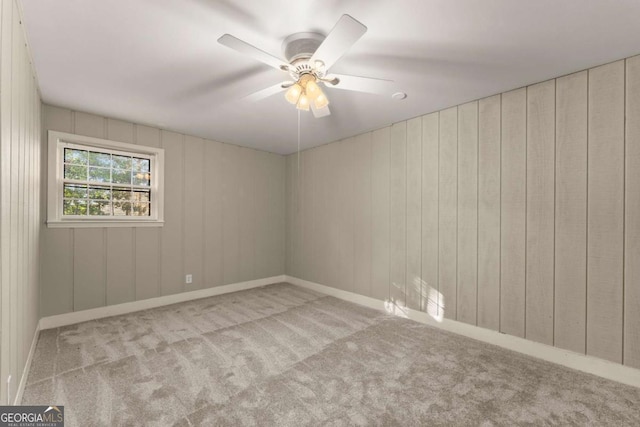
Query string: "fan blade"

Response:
xmin=218 ymin=34 xmax=289 ymax=71
xmin=325 ymin=74 xmax=394 ymax=95
xmin=311 ymin=103 xmax=331 ymax=118
xmin=243 ymin=82 xmax=291 ymax=103
xmin=309 ymin=15 xmax=367 ymax=71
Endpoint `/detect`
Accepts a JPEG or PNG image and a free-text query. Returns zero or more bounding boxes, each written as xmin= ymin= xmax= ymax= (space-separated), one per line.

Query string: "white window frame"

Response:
xmin=47 ymin=130 xmax=165 ymax=228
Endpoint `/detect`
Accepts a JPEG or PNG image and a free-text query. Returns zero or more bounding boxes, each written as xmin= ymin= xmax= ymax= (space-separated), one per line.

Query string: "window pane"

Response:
xmin=63 ymin=184 xmax=87 ymax=198
xmin=112 ymin=188 xmax=132 ymax=201
xmin=132 ymin=202 xmax=150 ymax=216
xmin=132 ymin=190 xmax=150 ymax=203
xmin=64 ymin=148 xmax=88 ymax=165
xmin=113 ymin=201 xmax=132 ymax=216
xmin=88 ymin=186 xmax=111 ymax=200
xmin=89 ymin=151 xmax=111 ymax=167
xmin=56 ymin=139 xmax=159 ymax=223
xmin=89 ymin=201 xmax=111 ymax=216
xmin=64 ymin=164 xmax=87 ymax=180
xmin=112 ymin=169 xmax=131 ymax=184
xmin=63 ymin=199 xmax=87 ymax=215
xmin=133 ymin=157 xmax=150 ymax=172
xmin=112 ymin=155 xmax=132 ymax=170
xmin=88 ymin=167 xmax=111 ymax=183
xmin=133 ymin=172 xmax=151 ymax=186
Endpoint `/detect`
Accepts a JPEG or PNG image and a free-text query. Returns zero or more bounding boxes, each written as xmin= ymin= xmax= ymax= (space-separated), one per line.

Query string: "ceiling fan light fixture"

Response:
xmin=305 ymin=79 xmax=321 ymax=100
xmin=285 ymin=83 xmax=302 ymax=104
xmin=287 ymin=73 xmax=329 ymax=111
xmin=314 ymin=93 xmax=329 ymax=109
xmin=296 ymin=93 xmax=310 ymax=111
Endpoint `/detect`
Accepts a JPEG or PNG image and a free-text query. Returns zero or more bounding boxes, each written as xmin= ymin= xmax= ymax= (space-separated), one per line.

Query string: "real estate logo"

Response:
xmin=0 ymin=405 xmax=64 ymax=427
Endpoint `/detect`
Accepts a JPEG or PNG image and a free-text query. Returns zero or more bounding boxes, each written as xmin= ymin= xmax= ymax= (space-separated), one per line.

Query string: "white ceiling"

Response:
xmin=20 ymin=0 xmax=640 ymax=155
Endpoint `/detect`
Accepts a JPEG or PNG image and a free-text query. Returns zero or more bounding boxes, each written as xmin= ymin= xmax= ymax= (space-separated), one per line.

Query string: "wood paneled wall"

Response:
xmin=0 ymin=0 xmax=42 ymax=403
xmin=286 ymin=56 xmax=640 ymax=368
xmin=40 ymin=105 xmax=286 ymax=317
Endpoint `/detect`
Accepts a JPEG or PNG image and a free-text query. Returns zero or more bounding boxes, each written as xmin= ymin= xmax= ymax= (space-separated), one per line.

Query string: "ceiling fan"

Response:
xmin=218 ymin=14 xmax=394 ymax=118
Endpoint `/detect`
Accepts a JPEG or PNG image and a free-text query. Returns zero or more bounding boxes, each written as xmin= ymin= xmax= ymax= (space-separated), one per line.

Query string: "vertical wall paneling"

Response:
xmin=160 ymin=131 xmax=184 ymax=295
xmin=271 ymin=153 xmax=286 ymax=277
xmin=18 ymin=42 xmax=24 ymax=372
xmin=390 ymin=123 xmax=407 ymax=306
xmin=133 ymin=126 xmax=161 ymax=300
xmin=0 ymin=2 xmax=10 ymax=396
xmin=15 ymin=30 xmax=24 ymax=373
xmin=324 ymin=146 xmax=341 ymax=289
xmin=183 ymin=136 xmax=205 ymax=289
xmin=134 ymin=229 xmax=160 ymax=300
xmin=307 ymin=146 xmax=320 ymax=285
xmin=371 ymin=127 xmax=391 ymax=301
xmin=253 ymin=151 xmax=285 ymax=279
xmin=238 ymin=147 xmax=256 ymax=282
xmin=288 ymin=151 xmax=303 ymax=279
xmin=500 ymin=88 xmax=527 ymax=337
xmin=106 ymin=118 xmax=134 ymax=143
xmin=301 ymin=148 xmax=315 ymax=283
xmin=625 ymin=56 xmax=640 ymax=368
xmin=105 ymin=119 xmax=135 ymax=305
xmin=421 ymin=113 xmax=439 ymax=316
xmin=314 ymin=145 xmax=329 ymax=287
xmin=73 ymin=112 xmax=104 ymax=138
xmin=105 ymin=228 xmax=135 ymax=305
xmin=254 ymin=149 xmax=273 ymax=280
xmin=73 ymin=229 xmax=106 ymax=310
xmin=319 ymin=146 xmax=333 ymax=288
xmin=222 ymin=143 xmax=241 ymax=284
xmin=555 ymin=71 xmax=588 ymax=353
xmin=477 ymin=95 xmax=501 ymax=330
xmin=587 ymin=61 xmax=625 ymax=363
xmin=526 ymin=80 xmax=556 ymax=345
xmin=335 ymin=139 xmax=355 ymax=291
xmin=353 ymin=133 xmax=373 ymax=297
xmin=72 ymin=112 xmax=106 ymax=311
xmin=204 ymin=140 xmax=224 ymax=287
xmin=0 ymin=0 xmax=42 ymax=403
xmin=285 ymin=155 xmax=293 ymax=276
xmin=276 ymin=154 xmax=286 ymax=275
xmin=296 ymin=150 xmax=306 ymax=282
xmin=457 ymin=101 xmax=479 ymax=325
xmin=3 ymin=3 xmax=17 ymax=399
xmin=283 ymin=54 xmax=640 ymax=369
xmin=439 ymin=107 xmax=458 ymax=319
xmin=40 ymin=106 xmax=73 ymax=316
xmin=406 ymin=118 xmax=422 ymax=310
xmin=42 ymin=107 xmax=286 ymax=314
xmin=296 ymin=149 xmax=305 ymax=282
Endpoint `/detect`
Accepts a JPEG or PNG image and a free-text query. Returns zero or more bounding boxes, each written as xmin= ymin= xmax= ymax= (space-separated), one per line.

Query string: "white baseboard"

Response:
xmin=15 ymin=324 xmax=40 ymax=405
xmin=286 ymin=275 xmax=640 ymax=389
xmin=39 ymin=275 xmax=286 ymax=330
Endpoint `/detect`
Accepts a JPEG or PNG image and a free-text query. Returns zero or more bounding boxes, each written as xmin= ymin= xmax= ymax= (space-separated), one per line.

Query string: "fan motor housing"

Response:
xmin=282 ymin=32 xmax=325 ymax=63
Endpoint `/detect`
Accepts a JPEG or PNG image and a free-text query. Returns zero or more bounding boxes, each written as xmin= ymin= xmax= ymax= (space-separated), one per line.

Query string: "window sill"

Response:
xmin=47 ymin=220 xmax=164 ymax=229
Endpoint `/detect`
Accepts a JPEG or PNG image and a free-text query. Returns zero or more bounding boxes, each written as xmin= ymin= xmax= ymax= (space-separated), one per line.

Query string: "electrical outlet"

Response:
xmin=185 ymin=274 xmax=193 ymax=284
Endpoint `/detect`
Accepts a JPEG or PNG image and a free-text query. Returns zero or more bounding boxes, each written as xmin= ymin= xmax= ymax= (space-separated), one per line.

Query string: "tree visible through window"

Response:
xmin=62 ymin=147 xmax=152 ymax=217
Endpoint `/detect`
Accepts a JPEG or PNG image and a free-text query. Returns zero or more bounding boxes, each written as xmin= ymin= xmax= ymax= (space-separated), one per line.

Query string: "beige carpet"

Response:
xmin=23 ymin=283 xmax=640 ymax=426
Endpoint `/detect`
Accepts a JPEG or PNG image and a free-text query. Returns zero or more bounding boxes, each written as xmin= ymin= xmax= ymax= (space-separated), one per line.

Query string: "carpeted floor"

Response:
xmin=23 ymin=283 xmax=640 ymax=426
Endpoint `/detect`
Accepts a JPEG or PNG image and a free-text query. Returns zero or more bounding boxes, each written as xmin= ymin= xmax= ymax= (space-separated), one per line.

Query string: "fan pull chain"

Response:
xmin=297 ymin=109 xmax=301 ymax=213
xmin=297 ymin=109 xmax=301 ymax=177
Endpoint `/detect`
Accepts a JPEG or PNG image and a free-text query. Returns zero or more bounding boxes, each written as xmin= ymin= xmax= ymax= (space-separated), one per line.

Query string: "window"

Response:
xmin=47 ymin=131 xmax=164 ymax=228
